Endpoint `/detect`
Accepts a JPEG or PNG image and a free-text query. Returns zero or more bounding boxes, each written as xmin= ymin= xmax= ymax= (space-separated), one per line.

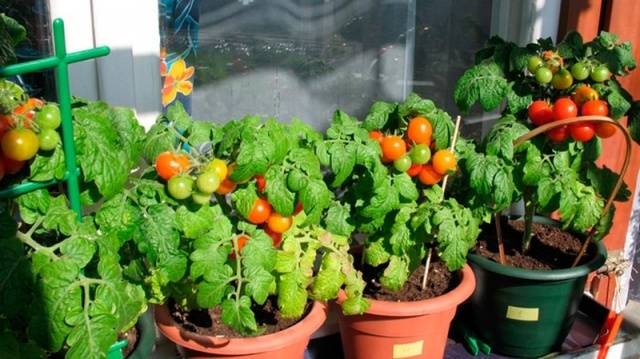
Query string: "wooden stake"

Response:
xmin=422 ymin=116 xmax=462 ymax=291
xmin=495 ymin=214 xmax=507 ymax=265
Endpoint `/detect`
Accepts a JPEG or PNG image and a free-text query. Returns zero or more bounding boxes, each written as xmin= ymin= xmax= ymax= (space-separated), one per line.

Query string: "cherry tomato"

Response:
xmin=547 ymin=126 xmax=568 ymax=143
xmin=14 ymin=98 xmax=43 ymax=121
xmin=381 ymin=135 xmax=406 ymax=161
xmin=1 ymin=128 xmax=39 ymax=161
xmin=393 ymin=155 xmax=412 ymax=172
xmin=410 ymin=144 xmax=431 ymax=165
xmin=207 ymin=159 xmax=228 ymax=180
xmin=527 ymin=56 xmax=543 ymax=73
xmin=369 ymin=130 xmax=384 ymax=144
xmin=216 ymin=178 xmax=237 ymax=195
xmin=406 ymin=163 xmax=422 ymax=177
xmin=528 ymin=100 xmax=553 ymax=126
xmin=407 ymin=117 xmax=432 ymax=144
xmin=38 ymin=128 xmax=60 ymax=151
xmin=551 ymin=68 xmax=573 ymax=90
xmin=591 ymin=65 xmax=610 ymax=82
xmin=580 ymin=100 xmax=609 ymax=117
xmin=432 ymin=149 xmax=457 ymax=175
xmin=167 ymin=175 xmax=194 ymax=200
xmin=1 ymin=155 xmax=24 ymax=174
xmin=267 ymin=212 xmax=293 ymax=234
xmin=155 ymin=151 xmax=190 ymax=181
xmin=36 ymin=104 xmax=61 ymax=130
xmin=572 ymin=86 xmax=599 ymax=107
xmin=264 ymin=227 xmax=283 ymax=248
xmin=294 ymin=202 xmax=304 ymax=215
xmin=570 ymin=62 xmax=590 ymax=81
xmin=595 ymin=122 xmax=616 ymax=138
xmin=256 ymin=175 xmax=266 ymax=192
xmin=192 ymin=191 xmax=212 ymax=205
xmin=418 ymin=164 xmax=442 ymax=185
xmin=553 ymin=98 xmax=578 ymax=121
xmin=248 ymin=198 xmax=272 ymax=224
xmin=569 ymin=122 xmax=596 ymax=142
xmin=196 ymin=171 xmax=221 ymax=194
xmin=535 ymin=67 xmax=553 ymax=84
xmin=230 ymin=235 xmax=250 ymax=259
xmin=542 ymin=50 xmax=563 ymax=73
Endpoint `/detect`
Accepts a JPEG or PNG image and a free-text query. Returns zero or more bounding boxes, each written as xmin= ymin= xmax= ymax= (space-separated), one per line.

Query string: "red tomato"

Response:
xmin=418 ymin=164 xmax=442 ymax=185
xmin=294 ymin=202 xmax=304 ymax=215
xmin=216 ymin=178 xmax=237 ymax=195
xmin=407 ymin=116 xmax=432 ymax=144
xmin=406 ymin=163 xmax=422 ymax=177
xmin=264 ymin=227 xmax=283 ymax=248
xmin=547 ymin=126 xmax=568 ymax=143
xmin=552 ymin=98 xmax=578 ymax=121
xmin=569 ymin=122 xmax=596 ymax=142
xmin=155 ymin=151 xmax=190 ymax=180
xmin=580 ymin=100 xmax=609 ymax=117
xmin=527 ymin=100 xmax=553 ymax=126
xmin=1 ymin=155 xmax=25 ymax=174
xmin=380 ymin=135 xmax=406 ymax=161
xmin=369 ymin=130 xmax=384 ymax=144
xmin=230 ymin=235 xmax=249 ymax=259
xmin=595 ymin=122 xmax=617 ymax=138
xmin=248 ymin=198 xmax=272 ymax=224
xmin=256 ymin=175 xmax=266 ymax=192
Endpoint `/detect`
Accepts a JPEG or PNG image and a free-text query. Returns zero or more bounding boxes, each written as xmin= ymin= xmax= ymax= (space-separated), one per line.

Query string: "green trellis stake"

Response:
xmin=0 ymin=19 xmax=131 ymax=358
xmin=0 ymin=18 xmax=108 ymax=218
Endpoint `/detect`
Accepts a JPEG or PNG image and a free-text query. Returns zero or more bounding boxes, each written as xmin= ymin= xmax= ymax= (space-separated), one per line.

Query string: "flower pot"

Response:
xmin=337 ymin=264 xmax=475 ymax=359
xmin=107 ymin=308 xmax=156 ymax=359
xmin=155 ymin=301 xmax=328 ymax=358
xmin=467 ymin=238 xmax=606 ymax=358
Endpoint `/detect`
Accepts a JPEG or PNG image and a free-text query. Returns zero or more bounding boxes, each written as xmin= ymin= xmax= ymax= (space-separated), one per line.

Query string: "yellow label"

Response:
xmin=393 ymin=340 xmax=424 ymax=358
xmin=506 ymin=305 xmax=539 ymax=321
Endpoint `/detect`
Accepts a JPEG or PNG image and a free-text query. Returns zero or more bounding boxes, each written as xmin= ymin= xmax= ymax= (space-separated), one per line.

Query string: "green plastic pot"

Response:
xmin=107 ymin=309 xmax=156 ymax=359
xmin=467 ymin=221 xmax=606 ymax=358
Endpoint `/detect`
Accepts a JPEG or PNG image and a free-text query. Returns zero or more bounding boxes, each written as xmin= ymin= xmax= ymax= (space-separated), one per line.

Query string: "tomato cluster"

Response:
xmin=370 ymin=116 xmax=457 ymax=185
xmin=0 ymin=98 xmax=62 ymax=182
xmin=527 ymin=86 xmax=613 ymax=143
xmin=528 ymin=51 xmax=611 ymax=88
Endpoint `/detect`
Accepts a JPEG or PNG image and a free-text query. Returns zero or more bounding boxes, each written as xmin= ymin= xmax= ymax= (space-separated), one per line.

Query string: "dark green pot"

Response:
xmin=106 ymin=309 xmax=156 ymax=359
xmin=467 ymin=224 xmax=606 ymax=358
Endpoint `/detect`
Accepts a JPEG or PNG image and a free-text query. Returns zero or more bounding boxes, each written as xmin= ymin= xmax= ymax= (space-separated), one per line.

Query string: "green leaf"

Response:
xmin=265 ymin=166 xmax=296 ymax=216
xmin=454 ymin=62 xmax=508 ymax=113
xmin=243 ymin=266 xmax=274 ymax=305
xmin=586 ymin=165 xmax=631 ymax=201
xmin=365 ymin=238 xmax=391 ymax=267
xmin=221 ymin=296 xmax=257 ymax=334
xmin=65 ymin=314 xmax=118 ymax=359
xmin=42 ymin=195 xmax=78 ymax=236
xmin=277 ymin=271 xmax=308 ymax=318
xmin=196 ymin=265 xmax=233 ymax=308
xmin=329 ymin=143 xmax=357 ymax=187
xmin=17 ymin=189 xmax=51 ymax=224
xmin=142 ymin=123 xmax=175 ymax=161
xmin=29 ymin=143 xmax=66 ymax=182
xmin=232 ymin=183 xmax=259 ymax=219
xmin=324 ymin=202 xmax=355 ymax=237
xmin=392 ymin=172 xmax=419 ymax=202
xmin=363 ymin=101 xmax=396 ymax=131
xmin=60 ymin=237 xmax=96 ymax=268
xmin=312 ymin=253 xmax=345 ymax=300
xmin=0 ymin=236 xmax=33 ymax=320
xmin=176 ymin=205 xmax=218 ymax=239
xmin=380 ymin=255 xmax=409 ymax=292
xmin=557 ymin=31 xmax=584 ymax=59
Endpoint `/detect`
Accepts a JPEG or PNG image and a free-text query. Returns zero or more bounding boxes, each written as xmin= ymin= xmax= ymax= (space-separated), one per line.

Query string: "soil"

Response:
xmin=118 ymin=325 xmax=138 ymax=357
xmin=358 ymin=253 xmax=459 ymax=302
xmin=475 ymin=219 xmax=592 ymax=270
xmin=169 ymin=297 xmax=308 ymax=338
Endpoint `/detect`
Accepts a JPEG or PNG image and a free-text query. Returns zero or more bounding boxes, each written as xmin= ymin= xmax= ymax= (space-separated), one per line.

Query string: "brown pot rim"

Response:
xmin=338 ymin=264 xmax=475 ymax=317
xmin=154 ymin=300 xmax=327 ymax=355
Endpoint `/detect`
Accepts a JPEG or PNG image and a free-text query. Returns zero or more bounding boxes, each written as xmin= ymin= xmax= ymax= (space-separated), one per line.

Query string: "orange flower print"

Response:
xmin=160 ymin=48 xmax=168 ymax=76
xmin=162 ymin=59 xmax=194 ymax=106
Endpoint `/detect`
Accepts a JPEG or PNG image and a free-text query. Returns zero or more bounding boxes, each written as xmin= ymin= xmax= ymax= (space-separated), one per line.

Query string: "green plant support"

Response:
xmin=0 ymin=18 xmax=137 ymax=359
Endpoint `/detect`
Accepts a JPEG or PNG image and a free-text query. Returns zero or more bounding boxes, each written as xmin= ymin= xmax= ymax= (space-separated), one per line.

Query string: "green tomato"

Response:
xmin=409 ymin=144 xmax=431 ymax=165
xmin=192 ymin=190 xmax=211 ymax=205
xmin=535 ymin=67 xmax=553 ymax=84
xmin=168 ymin=175 xmax=193 ymax=200
xmin=35 ymin=104 xmax=61 ymax=130
xmin=196 ymin=171 xmax=220 ymax=193
xmin=591 ymin=65 xmax=611 ymax=82
xmin=570 ymin=62 xmax=590 ymax=80
xmin=527 ymin=56 xmax=543 ymax=73
xmin=393 ymin=155 xmax=412 ymax=172
xmin=551 ymin=68 xmax=573 ymax=90
xmin=38 ymin=128 xmax=60 ymax=151
xmin=287 ymin=169 xmax=307 ymax=192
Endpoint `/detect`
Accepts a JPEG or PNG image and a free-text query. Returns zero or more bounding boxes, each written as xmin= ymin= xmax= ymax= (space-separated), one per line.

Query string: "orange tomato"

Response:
xmin=572 ymin=85 xmax=599 ymax=107
xmin=155 ymin=151 xmax=190 ymax=180
xmin=230 ymin=234 xmax=250 ymax=259
xmin=267 ymin=212 xmax=292 ymax=234
xmin=380 ymin=135 xmax=406 ymax=161
xmin=216 ymin=178 xmax=237 ymax=195
xmin=431 ymin=150 xmax=457 ymax=175
xmin=407 ymin=116 xmax=432 ymax=144
xmin=418 ymin=164 xmax=442 ymax=185
xmin=369 ymin=130 xmax=384 ymax=144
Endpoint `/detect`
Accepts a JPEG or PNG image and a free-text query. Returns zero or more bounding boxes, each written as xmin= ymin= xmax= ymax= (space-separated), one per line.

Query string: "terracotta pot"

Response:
xmin=337 ymin=264 xmax=475 ymax=359
xmin=155 ymin=301 xmax=327 ymax=358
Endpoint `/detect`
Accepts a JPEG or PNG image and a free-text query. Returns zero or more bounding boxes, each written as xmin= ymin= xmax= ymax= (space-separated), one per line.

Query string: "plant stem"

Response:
xmin=232 ymin=235 xmax=243 ymax=300
xmin=421 ymin=248 xmax=433 ymax=291
xmin=25 ymin=216 xmax=45 ymax=238
xmin=495 ymin=214 xmax=506 ymax=265
xmin=522 ymin=189 xmax=536 ymax=253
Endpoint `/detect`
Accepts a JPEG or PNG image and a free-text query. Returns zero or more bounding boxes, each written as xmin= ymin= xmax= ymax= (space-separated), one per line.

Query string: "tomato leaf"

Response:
xmin=454 ymin=62 xmax=509 ymax=113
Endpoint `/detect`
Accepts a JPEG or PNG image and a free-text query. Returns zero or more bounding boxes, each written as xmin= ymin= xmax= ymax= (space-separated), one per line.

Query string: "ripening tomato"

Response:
xmin=595 ymin=122 xmax=617 ymax=138
xmin=547 ymin=126 xmax=568 ymax=143
xmin=432 ymin=149 xmax=457 ymax=175
xmin=256 ymin=175 xmax=266 ymax=192
xmin=230 ymin=235 xmax=250 ymax=259
xmin=552 ymin=98 xmax=578 ymax=121
xmin=196 ymin=171 xmax=221 ymax=194
xmin=551 ymin=68 xmax=573 ymax=90
xmin=155 ymin=151 xmax=190 ymax=180
xmin=418 ymin=164 xmax=442 ymax=185
xmin=216 ymin=178 xmax=237 ymax=195
xmin=406 ymin=163 xmax=422 ymax=177
xmin=569 ymin=122 xmax=596 ymax=142
xmin=572 ymin=85 xmax=599 ymax=107
xmin=1 ymin=155 xmax=25 ymax=174
xmin=208 ymin=159 xmax=228 ymax=180
xmin=248 ymin=198 xmax=272 ymax=224
xmin=380 ymin=135 xmax=406 ymax=161
xmin=369 ymin=130 xmax=384 ymax=144
xmin=1 ymin=128 xmax=39 ymax=161
xmin=267 ymin=212 xmax=293 ymax=234
xmin=264 ymin=227 xmax=283 ymax=248
xmin=580 ymin=100 xmax=609 ymax=117
xmin=407 ymin=117 xmax=432 ymax=144
xmin=528 ymin=100 xmax=553 ymax=126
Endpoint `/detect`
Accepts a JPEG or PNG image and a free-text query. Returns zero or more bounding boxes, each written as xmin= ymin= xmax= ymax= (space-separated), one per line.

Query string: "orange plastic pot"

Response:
xmin=155 ymin=301 xmax=327 ymax=358
xmin=337 ymin=265 xmax=475 ymax=359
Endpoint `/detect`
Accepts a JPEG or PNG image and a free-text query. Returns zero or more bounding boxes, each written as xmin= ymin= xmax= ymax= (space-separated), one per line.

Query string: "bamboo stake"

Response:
xmin=422 ymin=115 xmax=462 ymax=291
xmin=495 ymin=214 xmax=507 ymax=265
